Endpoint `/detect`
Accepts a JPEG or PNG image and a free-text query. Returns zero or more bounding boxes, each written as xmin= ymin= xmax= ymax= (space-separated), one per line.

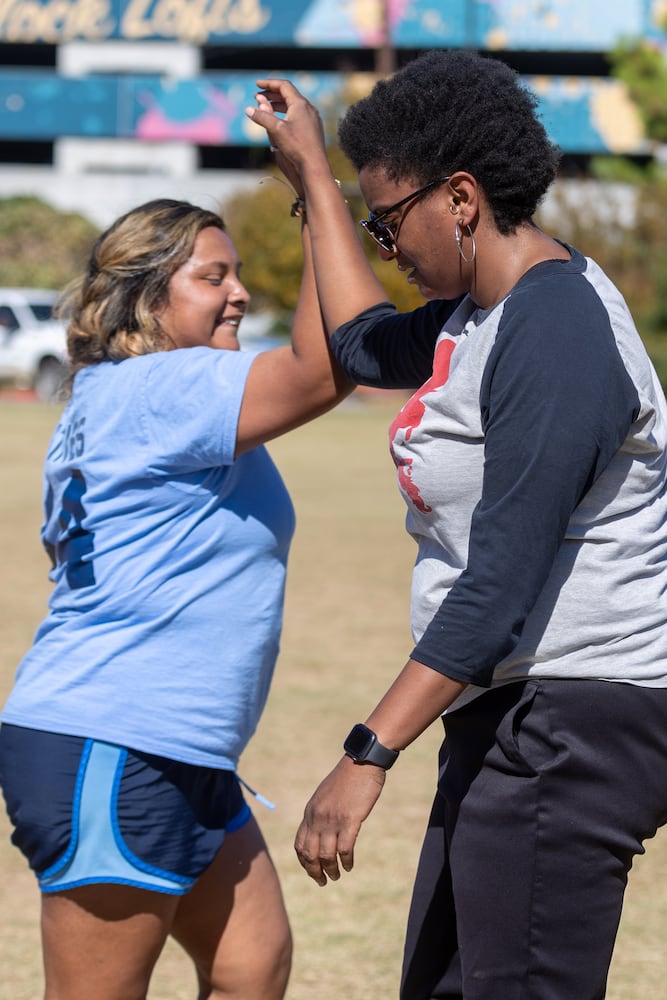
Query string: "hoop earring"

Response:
xmin=455 ymin=220 xmax=476 ymax=263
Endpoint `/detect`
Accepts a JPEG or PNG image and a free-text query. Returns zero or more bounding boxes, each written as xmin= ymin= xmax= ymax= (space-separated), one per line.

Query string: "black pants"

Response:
xmin=400 ymin=679 xmax=667 ymax=1000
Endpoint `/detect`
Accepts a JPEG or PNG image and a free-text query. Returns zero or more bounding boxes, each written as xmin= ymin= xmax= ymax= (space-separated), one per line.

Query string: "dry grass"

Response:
xmin=0 ymin=398 xmax=665 ymax=1000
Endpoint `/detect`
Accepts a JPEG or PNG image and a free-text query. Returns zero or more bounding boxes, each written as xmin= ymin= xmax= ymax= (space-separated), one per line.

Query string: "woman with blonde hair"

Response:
xmin=0 ymin=196 xmax=351 ymax=1000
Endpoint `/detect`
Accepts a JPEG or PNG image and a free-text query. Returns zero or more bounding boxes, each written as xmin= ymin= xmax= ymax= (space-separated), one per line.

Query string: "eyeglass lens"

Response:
xmin=361 ymin=219 xmax=397 ymax=253
xmin=360 ymin=175 xmax=452 ymax=253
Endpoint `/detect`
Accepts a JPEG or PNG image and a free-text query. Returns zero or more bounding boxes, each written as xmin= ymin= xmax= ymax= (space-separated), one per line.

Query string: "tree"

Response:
xmin=609 ymin=38 xmax=667 ymax=144
xmin=0 ymin=196 xmax=99 ymax=289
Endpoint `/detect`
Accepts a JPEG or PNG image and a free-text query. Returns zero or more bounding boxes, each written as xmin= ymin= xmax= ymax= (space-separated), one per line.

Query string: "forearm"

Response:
xmin=290 ymin=220 xmax=348 ymax=378
xmin=294 ymin=221 xmax=355 ymax=394
xmin=233 ymin=222 xmax=353 ymax=455
xmin=293 ymin=658 xmax=465 ymax=886
xmin=298 ymin=159 xmax=388 ymax=332
xmin=363 ymin=658 xmax=467 ymax=752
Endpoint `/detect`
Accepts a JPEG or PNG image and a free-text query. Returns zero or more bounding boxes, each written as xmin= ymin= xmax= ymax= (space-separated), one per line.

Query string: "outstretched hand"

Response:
xmin=294 ymin=755 xmax=386 ymax=886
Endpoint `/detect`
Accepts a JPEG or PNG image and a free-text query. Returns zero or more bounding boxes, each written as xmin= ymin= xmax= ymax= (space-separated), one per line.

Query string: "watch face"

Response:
xmin=344 ymin=724 xmax=375 ymax=758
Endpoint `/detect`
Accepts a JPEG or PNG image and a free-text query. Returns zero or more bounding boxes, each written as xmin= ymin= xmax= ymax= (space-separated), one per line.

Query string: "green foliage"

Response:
xmin=589 ymin=155 xmax=660 ymax=184
xmin=0 ymin=196 xmax=99 ymax=289
xmin=609 ymin=40 xmax=667 ymax=143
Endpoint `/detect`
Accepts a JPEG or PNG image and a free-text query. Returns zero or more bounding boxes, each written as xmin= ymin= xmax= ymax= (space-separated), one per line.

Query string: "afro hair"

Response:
xmin=338 ymin=50 xmax=561 ymax=234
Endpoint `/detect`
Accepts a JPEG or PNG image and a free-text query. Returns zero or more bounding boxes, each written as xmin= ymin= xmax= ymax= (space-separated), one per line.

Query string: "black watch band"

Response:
xmin=343 ymin=723 xmax=400 ymax=770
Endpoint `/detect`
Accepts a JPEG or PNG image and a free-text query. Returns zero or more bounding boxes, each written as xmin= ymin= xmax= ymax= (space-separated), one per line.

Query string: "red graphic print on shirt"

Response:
xmin=389 ymin=337 xmax=456 ymax=512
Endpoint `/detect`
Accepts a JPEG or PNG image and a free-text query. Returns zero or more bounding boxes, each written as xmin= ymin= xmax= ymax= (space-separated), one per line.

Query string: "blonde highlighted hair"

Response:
xmin=57 ymin=199 xmax=225 ymax=376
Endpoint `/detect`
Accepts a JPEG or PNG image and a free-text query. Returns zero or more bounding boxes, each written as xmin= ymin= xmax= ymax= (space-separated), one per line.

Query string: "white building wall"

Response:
xmin=55 ymin=41 xmax=201 ymax=180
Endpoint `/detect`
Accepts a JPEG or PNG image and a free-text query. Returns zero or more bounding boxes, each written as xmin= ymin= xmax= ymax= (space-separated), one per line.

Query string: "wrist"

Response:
xmin=290 ymin=177 xmax=346 ymax=220
xmin=343 ymin=723 xmax=400 ymax=770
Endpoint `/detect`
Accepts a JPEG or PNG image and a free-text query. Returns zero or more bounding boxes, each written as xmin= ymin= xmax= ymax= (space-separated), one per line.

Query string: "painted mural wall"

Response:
xmin=0 ymin=0 xmax=664 ymax=49
xmin=0 ymin=69 xmax=649 ymax=154
xmin=0 ymin=1 xmax=664 ymax=154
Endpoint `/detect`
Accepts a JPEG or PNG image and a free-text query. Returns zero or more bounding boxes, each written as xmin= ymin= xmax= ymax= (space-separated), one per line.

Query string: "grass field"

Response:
xmin=0 ymin=398 xmax=665 ymax=1000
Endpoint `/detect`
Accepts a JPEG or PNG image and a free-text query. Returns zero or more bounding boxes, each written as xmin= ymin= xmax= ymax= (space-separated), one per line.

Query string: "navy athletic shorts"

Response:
xmin=0 ymin=724 xmax=251 ymax=895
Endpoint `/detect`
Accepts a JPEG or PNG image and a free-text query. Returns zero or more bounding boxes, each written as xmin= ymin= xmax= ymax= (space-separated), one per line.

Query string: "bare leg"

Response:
xmin=41 ymin=884 xmax=179 ymax=1000
xmin=40 ymin=815 xmax=290 ymax=1000
xmin=171 ymin=814 xmax=292 ymax=1000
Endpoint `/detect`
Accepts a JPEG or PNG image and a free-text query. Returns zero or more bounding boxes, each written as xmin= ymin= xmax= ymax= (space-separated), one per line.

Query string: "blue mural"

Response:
xmin=0 ymin=1 xmax=661 ymax=155
xmin=0 ymin=0 xmax=663 ymax=48
xmin=0 ymin=69 xmax=650 ymax=154
xmin=0 ymin=71 xmax=119 ymax=136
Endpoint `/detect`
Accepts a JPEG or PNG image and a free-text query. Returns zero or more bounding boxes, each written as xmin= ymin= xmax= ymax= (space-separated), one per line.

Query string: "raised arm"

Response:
xmin=235 ymin=213 xmax=354 ymax=455
xmin=245 ymin=79 xmax=389 ymax=334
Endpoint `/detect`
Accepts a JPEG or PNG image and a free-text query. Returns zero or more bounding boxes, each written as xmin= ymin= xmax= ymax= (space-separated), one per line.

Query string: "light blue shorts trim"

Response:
xmin=42 ymin=741 xmax=193 ymax=893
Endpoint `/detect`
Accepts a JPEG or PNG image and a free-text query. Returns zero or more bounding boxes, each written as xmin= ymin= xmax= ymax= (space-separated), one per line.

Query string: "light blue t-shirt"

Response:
xmin=2 ymin=347 xmax=296 ymax=769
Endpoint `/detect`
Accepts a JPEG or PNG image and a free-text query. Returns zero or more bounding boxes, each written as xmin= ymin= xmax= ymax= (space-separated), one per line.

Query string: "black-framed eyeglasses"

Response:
xmin=360 ymin=176 xmax=452 ymax=253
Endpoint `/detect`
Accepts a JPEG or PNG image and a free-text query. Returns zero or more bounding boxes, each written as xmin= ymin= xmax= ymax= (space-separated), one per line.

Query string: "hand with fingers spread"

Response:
xmin=294 ymin=755 xmax=386 ymax=886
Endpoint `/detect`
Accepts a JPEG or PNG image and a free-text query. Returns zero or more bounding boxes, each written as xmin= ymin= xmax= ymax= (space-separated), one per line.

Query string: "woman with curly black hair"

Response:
xmin=247 ymin=50 xmax=667 ymax=1000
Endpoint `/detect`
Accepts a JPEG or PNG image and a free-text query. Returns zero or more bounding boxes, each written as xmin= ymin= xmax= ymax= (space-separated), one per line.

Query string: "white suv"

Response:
xmin=0 ymin=288 xmax=68 ymax=402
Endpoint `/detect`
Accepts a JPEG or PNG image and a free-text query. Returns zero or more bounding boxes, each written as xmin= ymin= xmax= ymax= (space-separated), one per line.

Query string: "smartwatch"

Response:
xmin=343 ymin=723 xmax=400 ymax=769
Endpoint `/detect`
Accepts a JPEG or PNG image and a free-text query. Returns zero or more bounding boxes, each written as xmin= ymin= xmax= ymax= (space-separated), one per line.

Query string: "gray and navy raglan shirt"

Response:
xmin=331 ymin=246 xmax=667 ymax=711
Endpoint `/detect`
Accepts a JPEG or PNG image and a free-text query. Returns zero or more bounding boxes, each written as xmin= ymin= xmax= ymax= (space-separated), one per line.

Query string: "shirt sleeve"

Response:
xmin=141 ymin=347 xmax=256 ymax=473
xmin=410 ymin=276 xmax=641 ymax=686
xmin=330 ymin=299 xmax=464 ymax=388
